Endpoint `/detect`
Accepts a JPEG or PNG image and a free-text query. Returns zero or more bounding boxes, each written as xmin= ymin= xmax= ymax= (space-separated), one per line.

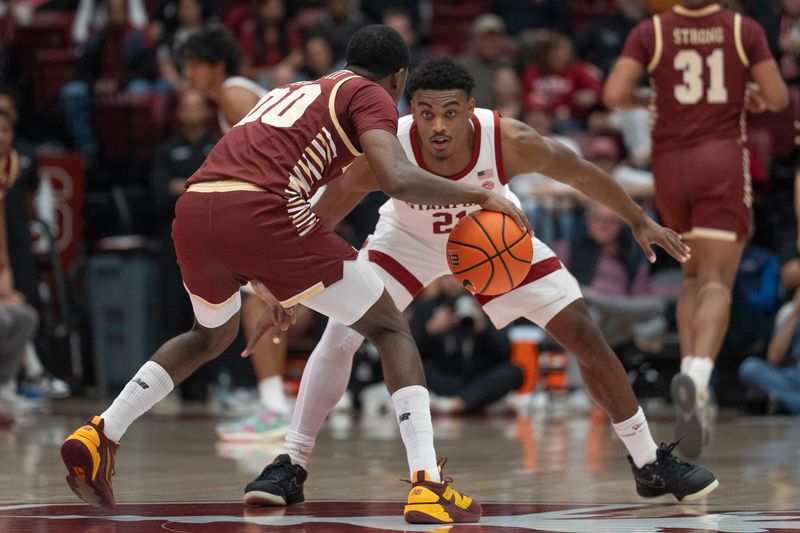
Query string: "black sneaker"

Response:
xmin=244 ymin=454 xmax=307 ymax=506
xmin=671 ymin=373 xmax=703 ymax=457
xmin=629 ymin=442 xmax=719 ymax=502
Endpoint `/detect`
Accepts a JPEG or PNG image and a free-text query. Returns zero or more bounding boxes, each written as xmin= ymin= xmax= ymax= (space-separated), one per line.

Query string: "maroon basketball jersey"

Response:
xmin=621 ymin=3 xmax=772 ymax=153
xmin=187 ymin=70 xmax=398 ymax=235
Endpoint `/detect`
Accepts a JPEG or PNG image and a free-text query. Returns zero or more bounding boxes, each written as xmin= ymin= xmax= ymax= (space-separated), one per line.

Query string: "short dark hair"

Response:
xmin=407 ymin=57 xmax=476 ymax=97
xmin=345 ymin=25 xmax=409 ymax=80
xmin=181 ymin=26 xmax=242 ymax=76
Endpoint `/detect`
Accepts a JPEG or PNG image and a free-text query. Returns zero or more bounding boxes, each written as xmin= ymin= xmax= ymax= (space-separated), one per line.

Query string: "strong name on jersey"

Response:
xmin=621 ymin=3 xmax=772 ymax=153
xmin=380 ymin=108 xmax=517 ymax=242
xmin=188 ymin=70 xmax=398 ymax=236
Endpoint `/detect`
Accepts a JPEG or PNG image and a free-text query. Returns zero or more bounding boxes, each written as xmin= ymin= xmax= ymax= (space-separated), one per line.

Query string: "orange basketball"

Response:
xmin=446 ymin=210 xmax=533 ymax=296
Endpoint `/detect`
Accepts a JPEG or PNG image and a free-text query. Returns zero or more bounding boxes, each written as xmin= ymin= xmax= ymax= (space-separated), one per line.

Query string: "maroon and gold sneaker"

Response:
xmin=61 ymin=416 xmax=119 ymax=508
xmin=403 ymin=458 xmax=481 ymax=524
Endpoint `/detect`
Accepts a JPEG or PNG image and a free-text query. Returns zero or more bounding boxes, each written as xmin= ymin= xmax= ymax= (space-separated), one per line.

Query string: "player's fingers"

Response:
xmin=660 ymin=231 xmax=689 ymax=263
xmin=635 ymin=234 xmax=656 ymax=264
xmin=242 ymin=313 xmax=271 ymax=357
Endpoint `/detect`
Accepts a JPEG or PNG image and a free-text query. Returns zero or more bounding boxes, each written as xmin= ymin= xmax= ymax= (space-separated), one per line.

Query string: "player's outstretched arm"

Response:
xmin=749 ymin=59 xmax=789 ymax=113
xmin=359 ymin=128 xmax=531 ymax=231
xmin=603 ymin=57 xmax=646 ymax=110
xmin=501 ymin=118 xmax=688 ymax=263
xmin=312 ymin=156 xmax=376 ymax=229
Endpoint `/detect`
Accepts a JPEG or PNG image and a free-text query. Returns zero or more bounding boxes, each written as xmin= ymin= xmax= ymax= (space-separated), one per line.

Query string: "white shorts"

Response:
xmin=187 ymin=260 xmax=384 ymax=329
xmin=362 ymin=217 xmax=583 ymax=329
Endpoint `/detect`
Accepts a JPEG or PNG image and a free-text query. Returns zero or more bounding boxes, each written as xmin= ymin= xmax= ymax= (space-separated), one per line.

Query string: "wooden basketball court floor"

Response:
xmin=1 ymin=400 xmax=799 ymax=532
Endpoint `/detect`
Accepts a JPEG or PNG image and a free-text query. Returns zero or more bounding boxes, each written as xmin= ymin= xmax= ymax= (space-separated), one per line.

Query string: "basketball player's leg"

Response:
xmin=282 ymin=235 xmax=438 ymax=470
xmin=676 ymin=252 xmax=699 ymax=358
xmin=242 ymin=293 xmax=289 ymax=412
xmin=542 ymin=299 xmax=717 ymax=500
xmin=61 ymin=290 xmax=242 ymax=508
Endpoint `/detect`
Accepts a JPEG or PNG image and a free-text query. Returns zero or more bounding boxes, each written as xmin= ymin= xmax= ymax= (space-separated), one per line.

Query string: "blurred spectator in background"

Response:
xmin=778 ymin=0 xmax=800 ymax=85
xmin=0 ymin=84 xmax=39 ymax=307
xmin=586 ymin=135 xmax=653 ymax=200
xmin=72 ymin=0 xmax=148 ymax=45
xmin=410 ymin=276 xmax=522 ymax=414
xmin=510 ymin=97 xmax=582 ymax=245
xmin=522 ymin=31 xmax=603 ymax=130
xmin=459 ymin=14 xmax=513 ymax=108
xmin=296 ymin=36 xmax=335 ymax=81
xmin=382 ymin=6 xmax=428 ymax=71
xmin=151 ymin=89 xmax=217 ymax=343
xmin=575 ymin=0 xmax=647 ymax=75
xmin=493 ymin=65 xmax=522 ymax=120
xmin=726 ymin=237 xmax=781 ymax=350
xmin=0 ymin=109 xmax=40 ymax=422
xmin=149 ymin=0 xmax=215 ymax=44
xmin=361 ymin=0 xmax=423 ymax=30
xmin=739 ymin=288 xmax=800 ymax=414
xmin=238 ymin=0 xmax=303 ymax=87
xmin=60 ymin=0 xmax=160 ymax=159
xmin=555 ymin=203 xmax=666 ymax=349
xmin=307 ymin=0 xmax=367 ymax=63
xmin=488 ymin=0 xmax=570 ymax=36
xmin=156 ymin=0 xmax=210 ymax=91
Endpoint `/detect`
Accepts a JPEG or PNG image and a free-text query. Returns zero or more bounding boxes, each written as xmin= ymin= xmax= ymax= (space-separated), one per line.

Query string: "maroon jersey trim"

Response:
xmin=409 ymin=115 xmax=482 ymax=181
xmin=474 ymin=256 xmax=562 ymax=305
xmin=492 ymin=110 xmax=507 ymax=185
xmin=328 ymin=74 xmax=363 ymax=157
xmin=648 ymin=15 xmax=663 ymax=73
xmin=733 ymin=13 xmax=749 ymax=67
xmin=367 ymin=249 xmax=423 ymax=297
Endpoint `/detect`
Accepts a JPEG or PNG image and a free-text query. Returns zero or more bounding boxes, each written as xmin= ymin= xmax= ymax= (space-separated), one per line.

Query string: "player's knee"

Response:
xmin=696 ymin=281 xmax=732 ymax=304
xmin=191 ymin=317 xmax=238 ymax=359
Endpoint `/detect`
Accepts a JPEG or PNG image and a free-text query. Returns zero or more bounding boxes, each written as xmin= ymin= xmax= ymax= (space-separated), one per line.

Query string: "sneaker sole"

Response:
xmin=61 ymin=440 xmax=114 ymax=509
xmin=404 ymin=504 xmax=480 ymax=524
xmin=680 ymin=478 xmax=719 ymax=502
xmin=216 ymin=426 xmax=290 ymax=443
xmin=244 ymin=490 xmax=287 ymax=506
xmin=671 ymin=374 xmax=703 ymax=458
xmin=244 ymin=490 xmax=305 ymax=506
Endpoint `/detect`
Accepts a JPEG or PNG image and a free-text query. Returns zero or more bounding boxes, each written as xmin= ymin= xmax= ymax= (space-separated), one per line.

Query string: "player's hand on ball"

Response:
xmin=479 ymin=192 xmax=531 ymax=233
xmin=241 ymin=281 xmax=297 ymax=357
xmin=631 ymin=216 xmax=691 ymax=264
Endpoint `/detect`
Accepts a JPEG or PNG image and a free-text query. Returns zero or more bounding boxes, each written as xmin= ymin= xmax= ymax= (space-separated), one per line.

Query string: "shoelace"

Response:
xmin=261 ymin=460 xmax=294 ymax=481
xmin=657 ymin=441 xmax=694 ymax=474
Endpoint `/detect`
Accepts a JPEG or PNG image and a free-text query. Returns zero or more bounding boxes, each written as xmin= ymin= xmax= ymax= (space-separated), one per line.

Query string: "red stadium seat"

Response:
xmin=32 ymin=49 xmax=79 ymax=118
xmin=10 ymin=11 xmax=73 ymax=48
xmin=570 ymin=0 xmax=617 ymax=35
xmin=94 ymin=92 xmax=172 ymax=164
xmin=427 ymin=0 xmax=487 ymax=55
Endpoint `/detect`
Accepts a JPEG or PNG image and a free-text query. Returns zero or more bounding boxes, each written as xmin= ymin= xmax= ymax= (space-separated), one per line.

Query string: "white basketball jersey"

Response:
xmin=217 ymin=76 xmax=268 ymax=133
xmin=378 ymin=108 xmax=520 ymax=249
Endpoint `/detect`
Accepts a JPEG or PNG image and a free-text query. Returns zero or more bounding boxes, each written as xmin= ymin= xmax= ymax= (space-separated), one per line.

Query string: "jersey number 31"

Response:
xmin=673 ymin=48 xmax=728 ymax=105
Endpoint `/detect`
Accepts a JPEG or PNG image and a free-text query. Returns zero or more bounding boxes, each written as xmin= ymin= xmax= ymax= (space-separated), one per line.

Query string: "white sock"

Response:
xmin=23 ymin=343 xmax=44 ymax=379
xmin=259 ymin=375 xmax=289 ymax=415
xmin=612 ymin=406 xmax=658 ymax=468
xmin=680 ymin=356 xmax=692 ymax=376
xmin=391 ymin=385 xmax=440 ymax=482
xmin=100 ymin=361 xmax=174 ymax=442
xmin=685 ymin=356 xmax=713 ymax=400
xmin=282 ymin=430 xmax=315 ymax=467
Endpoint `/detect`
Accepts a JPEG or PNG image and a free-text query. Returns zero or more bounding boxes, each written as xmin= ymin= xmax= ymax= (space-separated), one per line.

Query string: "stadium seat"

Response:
xmin=94 ymin=92 xmax=172 ymax=165
xmin=32 ymin=49 xmax=79 ymax=118
xmin=427 ymin=0 xmax=487 ymax=55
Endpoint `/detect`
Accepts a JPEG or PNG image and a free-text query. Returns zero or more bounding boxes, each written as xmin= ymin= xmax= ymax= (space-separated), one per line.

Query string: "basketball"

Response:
xmin=446 ymin=210 xmax=533 ymax=296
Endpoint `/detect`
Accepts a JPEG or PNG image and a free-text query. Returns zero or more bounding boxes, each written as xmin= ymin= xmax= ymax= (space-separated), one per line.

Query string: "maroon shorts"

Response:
xmin=172 ymin=190 xmax=357 ymax=309
xmin=652 ymin=138 xmax=751 ymax=241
